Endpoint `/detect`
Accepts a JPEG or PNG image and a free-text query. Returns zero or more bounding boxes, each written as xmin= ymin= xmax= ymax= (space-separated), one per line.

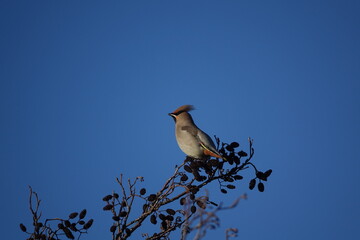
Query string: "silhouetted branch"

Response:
xmin=183 ymin=191 xmax=247 ymax=240
xmin=20 ymin=186 xmax=94 ymax=240
xmin=21 ymin=138 xmax=272 ymax=240
xmin=225 ymin=228 xmax=238 ymax=240
xmin=102 ymin=138 xmax=272 ymax=240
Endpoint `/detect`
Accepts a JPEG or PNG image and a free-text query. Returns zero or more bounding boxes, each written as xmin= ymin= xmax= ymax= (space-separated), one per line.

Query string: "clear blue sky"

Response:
xmin=1 ymin=1 xmax=359 ymax=239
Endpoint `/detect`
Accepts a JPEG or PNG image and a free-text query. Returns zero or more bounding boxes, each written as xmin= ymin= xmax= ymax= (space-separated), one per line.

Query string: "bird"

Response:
xmin=168 ymin=105 xmax=225 ymax=160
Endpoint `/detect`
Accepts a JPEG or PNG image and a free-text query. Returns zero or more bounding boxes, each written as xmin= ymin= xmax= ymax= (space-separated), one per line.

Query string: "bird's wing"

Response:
xmin=196 ymin=130 xmax=222 ymax=157
xmin=181 ymin=125 xmax=198 ymax=136
xmin=182 ymin=126 xmax=223 ymax=159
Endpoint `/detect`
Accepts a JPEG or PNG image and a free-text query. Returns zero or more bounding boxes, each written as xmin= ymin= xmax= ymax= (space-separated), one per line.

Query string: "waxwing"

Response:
xmin=168 ymin=105 xmax=225 ymax=160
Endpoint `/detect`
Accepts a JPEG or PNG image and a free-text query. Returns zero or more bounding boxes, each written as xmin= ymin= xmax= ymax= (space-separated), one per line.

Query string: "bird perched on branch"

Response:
xmin=168 ymin=105 xmax=226 ymax=160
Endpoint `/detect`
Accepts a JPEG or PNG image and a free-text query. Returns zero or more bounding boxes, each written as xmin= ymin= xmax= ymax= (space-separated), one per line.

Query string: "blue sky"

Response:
xmin=1 ymin=1 xmax=359 ymax=239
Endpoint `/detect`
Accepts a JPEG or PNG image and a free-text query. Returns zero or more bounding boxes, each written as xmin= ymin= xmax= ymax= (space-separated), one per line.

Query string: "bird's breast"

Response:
xmin=175 ymin=127 xmax=204 ymax=158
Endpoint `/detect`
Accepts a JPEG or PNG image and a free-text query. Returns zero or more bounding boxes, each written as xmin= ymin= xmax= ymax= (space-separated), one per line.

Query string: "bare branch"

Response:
xmin=21 ymin=187 xmax=94 ymax=240
xmin=101 ymin=138 xmax=272 ymax=240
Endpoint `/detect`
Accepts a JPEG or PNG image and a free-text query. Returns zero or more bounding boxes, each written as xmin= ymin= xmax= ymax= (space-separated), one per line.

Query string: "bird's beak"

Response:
xmin=168 ymin=113 xmax=176 ymax=121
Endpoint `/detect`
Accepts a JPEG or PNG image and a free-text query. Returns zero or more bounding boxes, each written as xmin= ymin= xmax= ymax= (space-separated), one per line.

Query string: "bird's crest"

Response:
xmin=171 ymin=105 xmax=195 ymax=115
